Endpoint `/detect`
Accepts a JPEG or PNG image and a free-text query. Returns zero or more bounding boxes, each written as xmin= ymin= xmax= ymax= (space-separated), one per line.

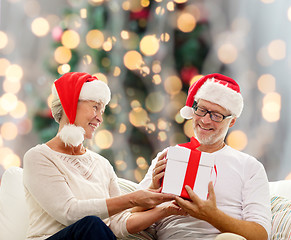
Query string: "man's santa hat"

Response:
xmin=180 ymin=73 xmax=243 ymax=119
xmin=52 ymin=72 xmax=111 ymax=147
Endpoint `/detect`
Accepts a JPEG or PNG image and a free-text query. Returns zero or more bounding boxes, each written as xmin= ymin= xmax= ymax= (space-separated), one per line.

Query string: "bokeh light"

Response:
xmin=177 ymin=12 xmax=196 ymax=32
xmin=31 ymin=17 xmax=50 ymax=37
xmin=145 ymin=92 xmax=165 ymax=113
xmin=86 ymin=29 xmax=104 ymax=49
xmin=262 ymin=92 xmax=281 ymax=122
xmin=123 ymin=50 xmax=143 ymax=70
xmin=164 ymin=75 xmax=183 ymax=95
xmin=9 ymin=101 xmax=27 ymax=119
xmin=94 ymin=129 xmax=113 ymax=149
xmin=217 ymin=43 xmax=238 ymax=64
xmin=5 ymin=64 xmax=23 ymax=81
xmin=129 ymin=107 xmax=149 ymax=127
xmin=1 ymin=122 xmax=18 ymax=140
xmin=0 ymin=58 xmax=10 ymax=76
xmin=0 ymin=93 xmax=18 ymax=112
xmin=268 ymin=39 xmax=286 ymax=60
xmin=226 ymin=130 xmax=248 ymax=151
xmin=183 ymin=120 xmax=194 ymax=138
xmin=0 ymin=31 xmax=8 ymax=49
xmin=257 ymin=74 xmax=276 ymax=94
xmin=54 ymin=46 xmax=72 ymax=64
xmin=3 ymin=79 xmax=21 ymax=94
xmin=61 ymin=30 xmax=80 ymax=49
xmin=1 ymin=153 xmax=21 ymax=169
xmin=140 ymin=35 xmax=160 ymax=56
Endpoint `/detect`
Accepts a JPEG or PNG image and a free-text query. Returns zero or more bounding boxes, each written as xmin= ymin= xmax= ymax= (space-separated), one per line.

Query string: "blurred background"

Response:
xmin=0 ymin=0 xmax=291 ymax=182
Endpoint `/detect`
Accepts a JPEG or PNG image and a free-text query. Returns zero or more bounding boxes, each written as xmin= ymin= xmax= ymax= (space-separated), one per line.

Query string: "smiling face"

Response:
xmin=74 ymin=100 xmax=104 ymax=140
xmin=193 ymin=99 xmax=236 ymax=152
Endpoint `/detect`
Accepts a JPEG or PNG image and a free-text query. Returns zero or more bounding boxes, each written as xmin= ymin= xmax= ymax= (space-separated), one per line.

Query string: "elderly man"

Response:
xmin=139 ymin=73 xmax=271 ymax=240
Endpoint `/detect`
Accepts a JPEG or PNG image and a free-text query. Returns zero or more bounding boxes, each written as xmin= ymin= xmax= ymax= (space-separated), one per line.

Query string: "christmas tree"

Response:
xmin=33 ymin=0 xmax=210 ymax=182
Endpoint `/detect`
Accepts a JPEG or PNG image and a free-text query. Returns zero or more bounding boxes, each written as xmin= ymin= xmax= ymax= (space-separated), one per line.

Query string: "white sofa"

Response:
xmin=1 ymin=167 xmax=291 ymax=240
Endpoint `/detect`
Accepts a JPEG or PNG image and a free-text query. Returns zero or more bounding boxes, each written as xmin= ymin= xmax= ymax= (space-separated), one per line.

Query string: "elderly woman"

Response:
xmin=23 ymin=72 xmax=184 ymax=240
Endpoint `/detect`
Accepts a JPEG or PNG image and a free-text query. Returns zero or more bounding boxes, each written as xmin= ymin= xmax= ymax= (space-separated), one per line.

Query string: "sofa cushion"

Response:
xmin=0 ymin=167 xmax=28 ymax=240
xmin=271 ymin=196 xmax=291 ymax=240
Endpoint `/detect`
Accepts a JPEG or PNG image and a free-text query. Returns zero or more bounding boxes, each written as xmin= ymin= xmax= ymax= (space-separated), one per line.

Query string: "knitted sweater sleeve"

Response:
xmin=23 ymin=146 xmax=109 ymax=227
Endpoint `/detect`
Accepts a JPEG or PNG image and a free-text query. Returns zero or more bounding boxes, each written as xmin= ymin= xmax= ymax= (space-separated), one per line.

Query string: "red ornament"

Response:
xmin=180 ymin=66 xmax=199 ymax=85
xmin=130 ymin=9 xmax=150 ymax=20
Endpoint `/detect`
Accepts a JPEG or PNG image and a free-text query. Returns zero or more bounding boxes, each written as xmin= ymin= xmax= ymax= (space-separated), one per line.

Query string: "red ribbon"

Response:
xmin=178 ymin=137 xmax=201 ymax=199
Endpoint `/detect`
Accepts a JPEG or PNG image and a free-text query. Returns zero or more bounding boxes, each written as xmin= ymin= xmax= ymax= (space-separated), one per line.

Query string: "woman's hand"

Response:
xmin=131 ymin=188 xmax=175 ymax=210
xmin=150 ymin=151 xmax=168 ymax=190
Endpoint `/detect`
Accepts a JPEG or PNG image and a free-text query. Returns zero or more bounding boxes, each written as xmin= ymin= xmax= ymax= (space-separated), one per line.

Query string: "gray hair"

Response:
xmin=51 ymin=96 xmax=63 ymax=123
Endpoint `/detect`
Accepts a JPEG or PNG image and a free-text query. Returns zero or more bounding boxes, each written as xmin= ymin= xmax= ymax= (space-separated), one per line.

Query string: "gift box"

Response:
xmin=161 ymin=144 xmax=214 ymax=200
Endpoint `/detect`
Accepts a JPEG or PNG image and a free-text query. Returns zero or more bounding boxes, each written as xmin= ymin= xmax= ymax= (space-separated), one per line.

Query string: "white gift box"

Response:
xmin=161 ymin=146 xmax=214 ymax=200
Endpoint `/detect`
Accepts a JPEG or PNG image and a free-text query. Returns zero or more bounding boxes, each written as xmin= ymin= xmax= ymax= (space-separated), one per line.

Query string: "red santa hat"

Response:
xmin=52 ymin=72 xmax=111 ymax=146
xmin=180 ymin=73 xmax=243 ymax=119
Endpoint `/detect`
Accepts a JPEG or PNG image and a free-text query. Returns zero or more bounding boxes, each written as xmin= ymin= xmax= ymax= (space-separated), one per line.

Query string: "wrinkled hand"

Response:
xmin=158 ymin=201 xmax=188 ymax=217
xmin=175 ymin=182 xmax=218 ymax=221
xmin=150 ymin=151 xmax=167 ymax=190
xmin=132 ymin=188 xmax=175 ymax=210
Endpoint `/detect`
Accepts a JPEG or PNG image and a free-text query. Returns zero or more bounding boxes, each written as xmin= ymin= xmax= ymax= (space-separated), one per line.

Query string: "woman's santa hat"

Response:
xmin=52 ymin=72 xmax=111 ymax=147
xmin=180 ymin=73 xmax=244 ymax=119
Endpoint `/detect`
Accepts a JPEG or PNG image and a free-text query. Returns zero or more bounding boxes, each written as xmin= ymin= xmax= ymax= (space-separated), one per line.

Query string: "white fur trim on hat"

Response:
xmin=57 ymin=124 xmax=85 ymax=147
xmin=52 ymin=80 xmax=111 ymax=105
xmin=180 ymin=106 xmax=194 ymax=119
xmin=79 ymin=81 xmax=111 ymax=105
xmin=195 ymin=79 xmax=244 ymax=117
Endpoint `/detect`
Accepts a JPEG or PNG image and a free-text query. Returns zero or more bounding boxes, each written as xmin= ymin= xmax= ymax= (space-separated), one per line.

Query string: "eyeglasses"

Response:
xmin=193 ymin=106 xmax=232 ymax=122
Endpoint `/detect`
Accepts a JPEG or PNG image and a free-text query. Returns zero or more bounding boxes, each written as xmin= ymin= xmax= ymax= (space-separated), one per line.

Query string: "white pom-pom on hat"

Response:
xmin=57 ymin=124 xmax=85 ymax=147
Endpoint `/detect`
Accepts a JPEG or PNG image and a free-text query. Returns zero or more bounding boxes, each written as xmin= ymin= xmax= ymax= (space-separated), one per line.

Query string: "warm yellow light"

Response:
xmin=158 ymin=131 xmax=167 ymax=142
xmin=31 ymin=17 xmax=50 ymax=37
xmin=94 ymin=130 xmax=113 ymax=149
xmin=93 ymin=73 xmax=108 ymax=84
xmin=140 ymin=35 xmax=160 ymax=56
xmin=10 ymin=101 xmax=27 ymax=119
xmin=3 ymin=79 xmax=21 ymax=94
xmin=157 ymin=118 xmax=168 ymax=130
xmin=226 ymin=130 xmax=248 ymax=151
xmin=268 ymin=39 xmax=286 ymax=60
xmin=57 ymin=64 xmax=71 ymax=75
xmin=167 ymin=1 xmax=175 ymax=11
xmin=152 ymin=74 xmax=162 ymax=85
xmin=145 ymin=92 xmax=165 ymax=113
xmin=141 ymin=0 xmax=150 ymax=7
xmin=115 ymin=160 xmax=127 ymax=171
xmin=122 ymin=1 xmax=130 ymax=11
xmin=61 ymin=30 xmax=80 ymax=49
xmin=80 ymin=8 xmax=87 ymax=18
xmin=121 ymin=30 xmax=130 ymax=40
xmin=54 ymin=46 xmax=72 ymax=64
xmin=217 ymin=43 xmax=238 ymax=64
xmin=0 ymin=31 xmax=8 ymax=49
xmin=177 ymin=13 xmax=196 ymax=32
xmin=1 ymin=122 xmax=18 ymax=140
xmin=113 ymin=66 xmax=121 ymax=76
xmin=136 ymin=156 xmax=148 ymax=170
xmin=257 ymin=74 xmax=276 ymax=94
xmin=123 ymin=50 xmax=143 ymax=70
xmin=1 ymin=153 xmax=21 ymax=169
xmin=103 ymin=39 xmax=113 ymax=51
xmin=86 ymin=30 xmax=104 ymax=49
xmin=119 ymin=123 xmax=127 ymax=133
xmin=174 ymin=0 xmax=188 ymax=3
xmin=129 ymin=107 xmax=149 ymax=127
xmin=164 ymin=75 xmax=182 ymax=95
xmin=288 ymin=7 xmax=291 ymax=22
xmin=155 ymin=6 xmax=165 ymax=15
xmin=183 ymin=120 xmax=194 ymax=138
xmin=160 ymin=32 xmax=170 ymax=42
xmin=0 ymin=104 xmax=8 ymax=116
xmin=190 ymin=74 xmax=204 ymax=86
xmin=262 ymin=92 xmax=281 ymax=122
xmin=0 ymin=93 xmax=18 ymax=112
xmin=0 ymin=58 xmax=10 ymax=76
xmin=5 ymin=64 xmax=23 ymax=81
xmin=152 ymin=61 xmax=161 ymax=73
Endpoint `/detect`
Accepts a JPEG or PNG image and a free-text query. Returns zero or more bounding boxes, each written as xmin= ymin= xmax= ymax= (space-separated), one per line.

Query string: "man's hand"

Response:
xmin=175 ymin=182 xmax=218 ymax=222
xmin=149 ymin=151 xmax=168 ymax=190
